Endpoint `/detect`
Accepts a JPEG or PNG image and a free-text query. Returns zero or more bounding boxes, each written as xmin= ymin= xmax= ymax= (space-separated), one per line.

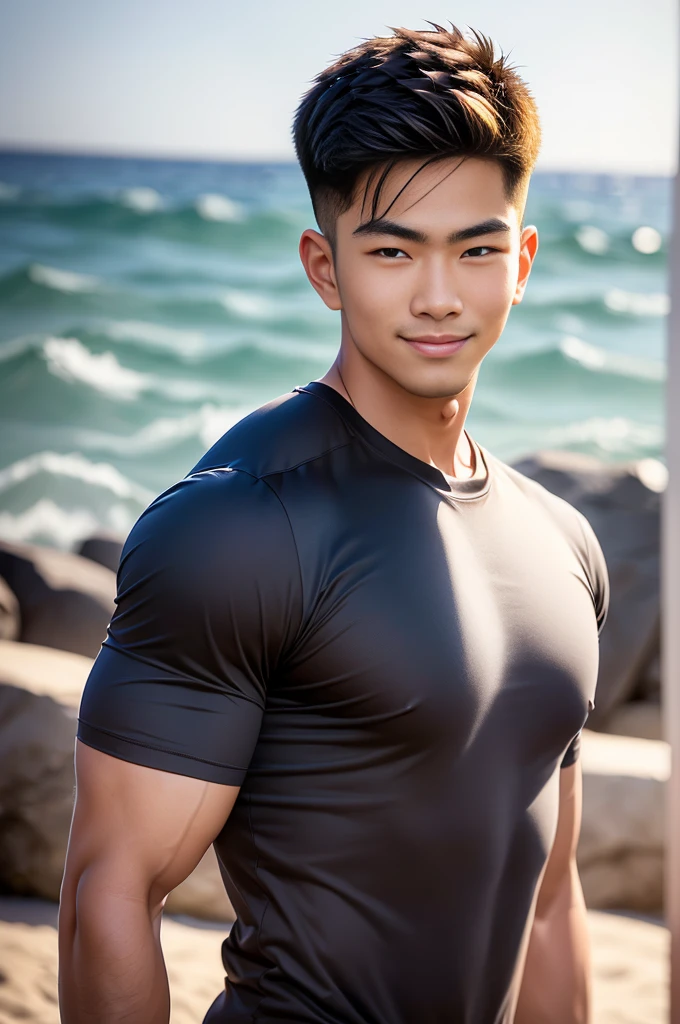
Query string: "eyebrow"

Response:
xmin=352 ymin=216 xmax=511 ymax=245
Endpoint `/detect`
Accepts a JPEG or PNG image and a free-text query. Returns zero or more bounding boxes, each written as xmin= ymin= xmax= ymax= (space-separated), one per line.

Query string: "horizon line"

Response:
xmin=0 ymin=142 xmax=675 ymax=179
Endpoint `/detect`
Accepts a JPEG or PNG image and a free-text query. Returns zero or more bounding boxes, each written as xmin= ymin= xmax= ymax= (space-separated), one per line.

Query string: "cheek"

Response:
xmin=341 ymin=262 xmax=401 ymax=322
xmin=468 ymin=264 xmax=516 ymax=317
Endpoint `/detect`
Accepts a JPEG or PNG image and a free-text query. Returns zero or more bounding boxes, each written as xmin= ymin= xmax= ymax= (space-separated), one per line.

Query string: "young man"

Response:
xmin=59 ymin=22 xmax=609 ymax=1024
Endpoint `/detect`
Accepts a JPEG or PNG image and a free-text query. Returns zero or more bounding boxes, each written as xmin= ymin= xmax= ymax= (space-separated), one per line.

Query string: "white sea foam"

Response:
xmin=574 ymin=225 xmax=609 ymax=255
xmin=631 ymin=225 xmax=662 ymax=254
xmin=100 ymin=319 xmax=206 ymax=358
xmin=43 ymin=337 xmax=148 ymax=400
xmin=604 ymin=288 xmax=670 ymax=317
xmin=0 ymin=451 xmax=153 ymax=503
xmin=0 ymin=498 xmax=138 ymax=550
xmin=221 ymin=288 xmax=273 ymax=319
xmin=0 ymin=499 xmax=102 ymax=549
xmin=195 ymin=193 xmax=245 ymax=223
xmin=29 ymin=263 xmax=101 ymax=293
xmin=559 ymin=335 xmax=665 ymax=381
xmin=119 ymin=187 xmax=164 ymax=213
xmin=73 ymin=403 xmax=255 ymax=456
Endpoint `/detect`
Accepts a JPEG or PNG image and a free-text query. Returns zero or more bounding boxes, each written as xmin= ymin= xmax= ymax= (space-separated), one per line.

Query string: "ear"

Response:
xmin=299 ymin=228 xmax=342 ymax=311
xmin=511 ymin=225 xmax=539 ymax=306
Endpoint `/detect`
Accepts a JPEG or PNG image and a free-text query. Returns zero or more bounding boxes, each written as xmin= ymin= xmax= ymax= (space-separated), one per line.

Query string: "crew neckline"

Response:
xmin=295 ymin=380 xmax=492 ymax=501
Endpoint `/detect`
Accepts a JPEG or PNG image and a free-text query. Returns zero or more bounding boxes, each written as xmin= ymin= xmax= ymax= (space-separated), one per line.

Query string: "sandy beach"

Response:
xmin=0 ymin=897 xmax=668 ymax=1024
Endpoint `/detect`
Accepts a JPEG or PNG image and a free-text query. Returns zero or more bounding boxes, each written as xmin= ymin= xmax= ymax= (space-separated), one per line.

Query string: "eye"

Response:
xmin=372 ymin=247 xmax=409 ymax=259
xmin=464 ymin=246 xmax=498 ymax=257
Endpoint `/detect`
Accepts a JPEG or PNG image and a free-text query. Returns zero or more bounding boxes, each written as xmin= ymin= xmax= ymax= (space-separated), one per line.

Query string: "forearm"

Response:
xmin=514 ymin=862 xmax=591 ymax=1024
xmin=58 ymin=868 xmax=170 ymax=1024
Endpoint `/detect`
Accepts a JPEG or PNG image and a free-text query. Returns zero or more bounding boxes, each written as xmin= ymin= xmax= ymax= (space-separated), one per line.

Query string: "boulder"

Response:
xmin=0 ymin=640 xmax=233 ymax=921
xmin=164 ymin=847 xmax=234 ymax=922
xmin=77 ymin=532 xmax=124 ymax=574
xmin=0 ymin=539 xmax=116 ymax=658
xmin=578 ymin=729 xmax=668 ymax=911
xmin=0 ymin=575 xmax=20 ymax=641
xmin=0 ymin=642 xmax=91 ymax=900
xmin=638 ymin=650 xmax=662 ymax=702
xmin=512 ymin=451 xmax=662 ymax=726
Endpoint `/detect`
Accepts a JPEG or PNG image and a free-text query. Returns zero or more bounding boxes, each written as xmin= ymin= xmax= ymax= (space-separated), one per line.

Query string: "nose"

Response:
xmin=410 ymin=258 xmax=464 ymax=320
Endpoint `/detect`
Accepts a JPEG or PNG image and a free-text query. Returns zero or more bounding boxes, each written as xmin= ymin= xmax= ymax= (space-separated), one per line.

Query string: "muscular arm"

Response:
xmin=58 ymin=739 xmax=239 ymax=1024
xmin=514 ymin=760 xmax=591 ymax=1024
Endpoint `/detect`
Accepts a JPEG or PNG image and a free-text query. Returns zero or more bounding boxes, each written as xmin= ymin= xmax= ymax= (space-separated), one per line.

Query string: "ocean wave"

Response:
xmin=0 ymin=498 xmax=103 ymax=549
xmin=488 ymin=335 xmax=665 ymax=389
xmin=41 ymin=336 xmax=237 ymax=402
xmin=0 ymin=192 xmax=299 ymax=245
xmin=0 ymin=262 xmax=107 ymax=308
xmin=195 ymin=193 xmax=245 ymax=223
xmin=0 ymin=496 xmax=139 ymax=550
xmin=0 ymin=451 xmax=153 ymax=503
xmin=558 ymin=335 xmax=665 ymax=380
xmin=44 ymin=337 xmax=150 ymax=400
xmin=95 ymin=319 xmax=207 ymax=358
xmin=0 ymin=180 xmax=20 ymax=201
xmin=546 ymin=416 xmax=664 ymax=454
xmin=73 ymin=403 xmax=256 ymax=456
xmin=521 ymin=288 xmax=669 ymax=325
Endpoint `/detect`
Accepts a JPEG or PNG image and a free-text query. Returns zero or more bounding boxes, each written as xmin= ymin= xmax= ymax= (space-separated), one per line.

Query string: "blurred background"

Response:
xmin=0 ymin=2 xmax=676 ymax=1022
xmin=0 ymin=0 xmax=675 ymax=548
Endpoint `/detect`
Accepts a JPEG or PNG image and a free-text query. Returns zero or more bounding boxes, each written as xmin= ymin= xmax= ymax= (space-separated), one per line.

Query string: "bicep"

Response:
xmin=64 ymin=738 xmax=239 ymax=904
xmin=534 ymin=760 xmax=582 ymax=918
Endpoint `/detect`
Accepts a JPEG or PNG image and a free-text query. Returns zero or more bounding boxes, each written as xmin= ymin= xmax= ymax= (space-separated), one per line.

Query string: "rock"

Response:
xmin=77 ymin=532 xmax=124 ymax=573
xmin=0 ymin=897 xmax=669 ymax=1024
xmin=600 ymin=700 xmax=664 ymax=742
xmin=0 ymin=575 xmax=20 ymax=641
xmin=164 ymin=847 xmax=234 ymax=922
xmin=578 ymin=729 xmax=668 ymax=911
xmin=0 ymin=539 xmax=116 ymax=658
xmin=638 ymin=650 xmax=662 ymax=701
xmin=512 ymin=451 xmax=661 ymax=726
xmin=0 ymin=640 xmax=233 ymax=921
xmin=0 ymin=642 xmax=90 ymax=901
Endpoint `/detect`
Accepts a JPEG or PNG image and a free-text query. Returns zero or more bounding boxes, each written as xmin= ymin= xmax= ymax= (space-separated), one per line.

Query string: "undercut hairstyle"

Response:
xmin=293 ymin=22 xmax=542 ymax=242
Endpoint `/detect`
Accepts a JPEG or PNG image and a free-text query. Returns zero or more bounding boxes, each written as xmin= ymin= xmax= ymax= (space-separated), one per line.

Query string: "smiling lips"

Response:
xmin=402 ymin=334 xmax=471 ymax=357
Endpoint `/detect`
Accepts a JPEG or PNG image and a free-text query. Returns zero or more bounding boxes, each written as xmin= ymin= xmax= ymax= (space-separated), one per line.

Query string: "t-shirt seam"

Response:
xmin=77 ymin=718 xmax=249 ymax=773
xmin=188 ymin=440 xmax=356 ymax=482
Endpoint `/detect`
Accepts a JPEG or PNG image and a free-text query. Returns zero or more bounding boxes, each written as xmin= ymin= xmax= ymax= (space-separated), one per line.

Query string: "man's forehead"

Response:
xmin=345 ymin=155 xmax=517 ymax=232
xmin=340 ymin=157 xmax=520 ymax=237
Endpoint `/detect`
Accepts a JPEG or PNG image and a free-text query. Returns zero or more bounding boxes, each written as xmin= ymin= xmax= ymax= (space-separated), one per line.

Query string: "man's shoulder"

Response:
xmin=488 ymin=448 xmax=591 ymax=543
xmin=190 ymin=384 xmax=353 ymax=480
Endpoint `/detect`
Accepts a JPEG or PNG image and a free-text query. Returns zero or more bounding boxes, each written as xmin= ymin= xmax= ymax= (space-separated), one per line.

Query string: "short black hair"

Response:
xmin=293 ymin=22 xmax=542 ymax=240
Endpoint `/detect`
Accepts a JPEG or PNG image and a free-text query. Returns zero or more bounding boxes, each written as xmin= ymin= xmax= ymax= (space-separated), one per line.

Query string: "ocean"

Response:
xmin=0 ymin=151 xmax=670 ymax=551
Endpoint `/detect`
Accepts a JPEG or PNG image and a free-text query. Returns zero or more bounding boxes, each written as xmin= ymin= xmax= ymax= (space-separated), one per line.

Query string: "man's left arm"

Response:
xmin=514 ymin=759 xmax=591 ymax=1024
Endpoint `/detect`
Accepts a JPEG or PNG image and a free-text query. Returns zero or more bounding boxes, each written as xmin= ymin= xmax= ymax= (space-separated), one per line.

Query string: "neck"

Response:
xmin=320 ymin=343 xmax=480 ymax=481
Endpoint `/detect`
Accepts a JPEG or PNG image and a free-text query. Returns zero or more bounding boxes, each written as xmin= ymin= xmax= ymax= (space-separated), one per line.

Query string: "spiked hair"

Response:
xmin=293 ymin=22 xmax=542 ymax=239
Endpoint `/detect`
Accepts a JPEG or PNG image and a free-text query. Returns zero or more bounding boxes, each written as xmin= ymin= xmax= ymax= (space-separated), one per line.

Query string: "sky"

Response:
xmin=0 ymin=0 xmax=677 ymax=174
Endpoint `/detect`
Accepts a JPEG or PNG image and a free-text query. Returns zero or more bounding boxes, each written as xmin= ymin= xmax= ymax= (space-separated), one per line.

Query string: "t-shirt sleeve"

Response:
xmin=77 ymin=467 xmax=303 ymax=785
xmin=559 ymin=510 xmax=611 ymax=769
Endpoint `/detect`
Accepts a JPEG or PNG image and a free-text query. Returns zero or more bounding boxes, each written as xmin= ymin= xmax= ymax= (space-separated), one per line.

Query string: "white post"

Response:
xmin=664 ymin=91 xmax=680 ymax=1020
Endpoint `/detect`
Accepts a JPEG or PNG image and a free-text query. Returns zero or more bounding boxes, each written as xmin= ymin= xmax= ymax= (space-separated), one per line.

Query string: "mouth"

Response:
xmin=400 ymin=334 xmax=472 ymax=358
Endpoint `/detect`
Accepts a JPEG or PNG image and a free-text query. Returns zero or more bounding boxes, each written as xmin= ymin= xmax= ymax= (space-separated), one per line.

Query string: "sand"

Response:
xmin=0 ymin=897 xmax=668 ymax=1023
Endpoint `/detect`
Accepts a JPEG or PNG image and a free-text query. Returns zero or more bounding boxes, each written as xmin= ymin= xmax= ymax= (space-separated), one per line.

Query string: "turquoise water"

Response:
xmin=0 ymin=151 xmax=670 ymax=549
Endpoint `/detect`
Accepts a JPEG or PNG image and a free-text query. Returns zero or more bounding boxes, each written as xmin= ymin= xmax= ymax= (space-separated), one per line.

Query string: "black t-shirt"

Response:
xmin=77 ymin=381 xmax=609 ymax=1024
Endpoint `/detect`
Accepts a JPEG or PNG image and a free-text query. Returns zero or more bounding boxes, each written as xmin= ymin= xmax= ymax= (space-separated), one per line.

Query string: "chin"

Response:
xmin=389 ymin=367 xmax=476 ymax=401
